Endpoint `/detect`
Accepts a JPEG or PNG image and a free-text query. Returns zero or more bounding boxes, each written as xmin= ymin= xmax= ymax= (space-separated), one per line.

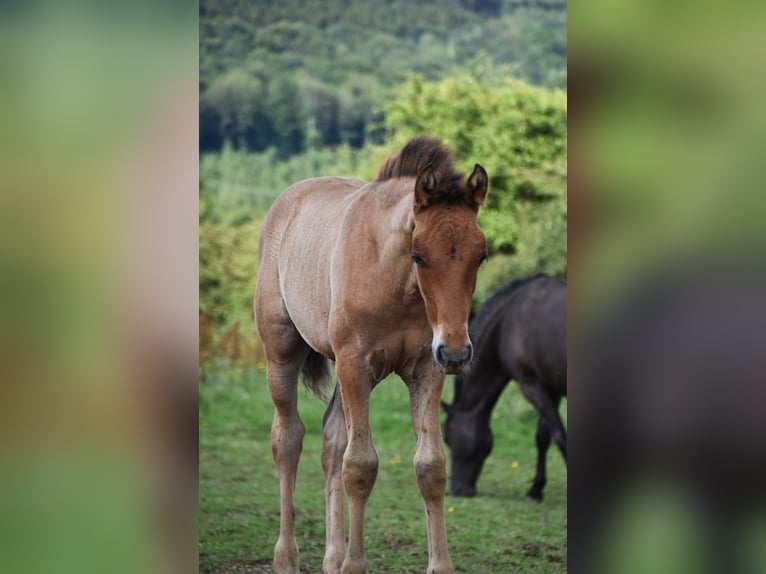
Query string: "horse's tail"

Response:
xmin=301 ymin=349 xmax=332 ymax=400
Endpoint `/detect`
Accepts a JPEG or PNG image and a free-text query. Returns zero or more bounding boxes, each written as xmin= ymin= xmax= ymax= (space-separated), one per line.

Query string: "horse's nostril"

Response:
xmin=436 ymin=343 xmax=472 ymax=366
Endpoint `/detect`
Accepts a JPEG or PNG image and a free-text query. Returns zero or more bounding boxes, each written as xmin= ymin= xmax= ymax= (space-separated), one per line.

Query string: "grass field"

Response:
xmin=199 ymin=363 xmax=567 ymax=573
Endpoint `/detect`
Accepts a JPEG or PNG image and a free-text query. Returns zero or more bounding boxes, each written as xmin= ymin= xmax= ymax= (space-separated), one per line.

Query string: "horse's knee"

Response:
xmin=342 ymin=447 xmax=379 ymax=498
xmin=271 ymin=415 xmax=305 ymax=465
xmin=414 ymin=448 xmax=447 ymax=500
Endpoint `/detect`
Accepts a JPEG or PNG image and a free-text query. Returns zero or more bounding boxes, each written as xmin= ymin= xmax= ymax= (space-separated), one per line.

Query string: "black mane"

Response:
xmin=470 ymin=274 xmax=553 ymax=344
xmin=453 ymin=273 xmax=563 ymax=403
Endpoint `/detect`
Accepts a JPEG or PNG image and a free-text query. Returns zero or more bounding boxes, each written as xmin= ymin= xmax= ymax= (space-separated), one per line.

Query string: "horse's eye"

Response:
xmin=411 ymin=253 xmax=427 ymax=267
xmin=478 ymin=253 xmax=489 ymax=267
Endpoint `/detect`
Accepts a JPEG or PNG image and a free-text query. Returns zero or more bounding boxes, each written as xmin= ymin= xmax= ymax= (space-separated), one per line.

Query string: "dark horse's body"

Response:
xmin=442 ymin=273 xmax=567 ymax=500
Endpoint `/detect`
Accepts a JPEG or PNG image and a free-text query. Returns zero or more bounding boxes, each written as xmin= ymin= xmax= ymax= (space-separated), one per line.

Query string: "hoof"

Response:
xmin=340 ymin=557 xmax=368 ymax=574
xmin=427 ymin=561 xmax=455 ymax=573
xmin=323 ymin=546 xmax=345 ymax=574
xmin=525 ymin=489 xmax=544 ymax=502
xmin=273 ymin=537 xmax=300 ymax=574
xmin=450 ymin=483 xmax=477 ymax=497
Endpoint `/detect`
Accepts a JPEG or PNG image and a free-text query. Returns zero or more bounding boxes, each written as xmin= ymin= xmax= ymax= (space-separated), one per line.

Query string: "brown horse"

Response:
xmin=255 ymin=137 xmax=488 ymax=574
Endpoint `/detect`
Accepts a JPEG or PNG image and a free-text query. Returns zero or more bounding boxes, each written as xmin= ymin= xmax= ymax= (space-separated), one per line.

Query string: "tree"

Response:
xmin=267 ymin=76 xmax=305 ymax=157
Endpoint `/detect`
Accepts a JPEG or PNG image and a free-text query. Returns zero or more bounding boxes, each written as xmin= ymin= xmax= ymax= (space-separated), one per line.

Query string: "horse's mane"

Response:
xmin=471 ymin=274 xmax=552 ymax=340
xmin=453 ymin=273 xmax=563 ymax=404
xmin=377 ymin=136 xmax=467 ymax=205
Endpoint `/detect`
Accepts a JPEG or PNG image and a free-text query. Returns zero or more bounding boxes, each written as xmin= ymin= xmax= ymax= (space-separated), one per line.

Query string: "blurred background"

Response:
xmin=570 ymin=1 xmax=766 ymax=573
xmin=0 ymin=1 xmax=197 ymax=573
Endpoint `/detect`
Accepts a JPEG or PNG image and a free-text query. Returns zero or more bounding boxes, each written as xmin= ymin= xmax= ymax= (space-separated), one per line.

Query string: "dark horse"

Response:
xmin=442 ymin=273 xmax=566 ymax=500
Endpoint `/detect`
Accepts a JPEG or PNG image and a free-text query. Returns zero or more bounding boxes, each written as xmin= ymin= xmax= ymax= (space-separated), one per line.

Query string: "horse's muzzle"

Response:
xmin=451 ymin=482 xmax=477 ymax=497
xmin=435 ymin=342 xmax=473 ymax=375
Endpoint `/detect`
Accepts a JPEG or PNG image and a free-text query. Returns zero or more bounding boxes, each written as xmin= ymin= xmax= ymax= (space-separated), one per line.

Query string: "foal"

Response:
xmin=255 ymin=137 xmax=488 ymax=574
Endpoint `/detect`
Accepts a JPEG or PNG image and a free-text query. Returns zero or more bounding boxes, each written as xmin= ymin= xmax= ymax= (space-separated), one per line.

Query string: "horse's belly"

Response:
xmin=275 ymin=181 xmax=355 ymax=360
xmin=283 ymin=298 xmax=335 ymax=359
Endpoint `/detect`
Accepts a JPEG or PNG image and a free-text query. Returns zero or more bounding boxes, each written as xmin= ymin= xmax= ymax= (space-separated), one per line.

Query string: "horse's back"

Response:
xmin=502 ymin=276 xmax=567 ymax=394
xmin=256 ymin=176 xmax=367 ymax=357
xmin=259 ymin=176 xmax=366 ymax=259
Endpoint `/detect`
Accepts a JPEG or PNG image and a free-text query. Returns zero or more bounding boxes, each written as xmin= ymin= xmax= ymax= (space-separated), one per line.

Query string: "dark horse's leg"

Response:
xmin=529 ymin=417 xmax=551 ymax=501
xmin=518 ymin=381 xmax=566 ymax=501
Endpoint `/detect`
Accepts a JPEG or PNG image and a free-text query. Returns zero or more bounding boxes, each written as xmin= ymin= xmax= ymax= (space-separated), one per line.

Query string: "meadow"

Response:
xmin=199 ymin=363 xmax=566 ymax=573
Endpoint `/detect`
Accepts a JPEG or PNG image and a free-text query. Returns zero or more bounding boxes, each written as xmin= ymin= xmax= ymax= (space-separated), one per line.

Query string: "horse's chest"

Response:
xmin=330 ymin=308 xmax=431 ymax=372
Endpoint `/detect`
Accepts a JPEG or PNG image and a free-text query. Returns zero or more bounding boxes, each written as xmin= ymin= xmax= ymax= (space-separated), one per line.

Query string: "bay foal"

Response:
xmin=255 ymin=137 xmax=488 ymax=573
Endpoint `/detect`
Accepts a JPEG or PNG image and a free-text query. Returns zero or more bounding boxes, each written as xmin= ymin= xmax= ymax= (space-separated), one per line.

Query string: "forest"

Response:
xmin=200 ymin=0 xmax=566 ymax=156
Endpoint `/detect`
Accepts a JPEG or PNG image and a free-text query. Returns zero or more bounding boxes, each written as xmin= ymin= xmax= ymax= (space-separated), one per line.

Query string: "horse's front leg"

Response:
xmin=406 ymin=369 xmax=454 ymax=574
xmin=336 ymin=357 xmax=378 ymax=574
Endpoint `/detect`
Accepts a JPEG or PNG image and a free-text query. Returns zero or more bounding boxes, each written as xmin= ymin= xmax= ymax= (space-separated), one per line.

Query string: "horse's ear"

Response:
xmin=414 ymin=164 xmax=437 ymax=208
xmin=467 ymin=163 xmax=488 ymax=206
xmin=441 ymin=400 xmax=453 ymax=415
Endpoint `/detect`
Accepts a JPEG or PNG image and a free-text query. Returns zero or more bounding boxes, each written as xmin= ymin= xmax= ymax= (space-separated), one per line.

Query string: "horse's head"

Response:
xmin=411 ymin=163 xmax=488 ymax=375
xmin=442 ymin=398 xmax=493 ymax=496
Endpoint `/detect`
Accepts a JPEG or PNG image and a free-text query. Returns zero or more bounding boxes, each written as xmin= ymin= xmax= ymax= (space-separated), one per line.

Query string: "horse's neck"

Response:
xmin=338 ymin=181 xmax=420 ymax=310
xmin=384 ymin=183 xmax=417 ymax=237
xmin=454 ymin=341 xmax=509 ymax=417
xmin=367 ymin=183 xmax=417 ymax=274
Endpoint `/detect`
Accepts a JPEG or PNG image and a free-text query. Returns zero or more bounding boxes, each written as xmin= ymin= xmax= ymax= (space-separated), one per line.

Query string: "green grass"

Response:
xmin=200 ymin=363 xmax=567 ymax=573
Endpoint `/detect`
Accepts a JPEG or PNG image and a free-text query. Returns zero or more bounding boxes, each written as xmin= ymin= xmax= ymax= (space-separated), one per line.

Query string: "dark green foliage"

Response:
xmin=199 ymin=0 xmax=566 ymax=156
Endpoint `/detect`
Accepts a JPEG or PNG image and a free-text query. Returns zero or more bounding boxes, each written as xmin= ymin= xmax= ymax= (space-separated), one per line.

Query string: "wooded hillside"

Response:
xmin=200 ymin=0 xmax=566 ymax=155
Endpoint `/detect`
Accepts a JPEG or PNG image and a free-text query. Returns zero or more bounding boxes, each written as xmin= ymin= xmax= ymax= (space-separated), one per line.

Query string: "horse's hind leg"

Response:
xmin=322 ymin=384 xmax=347 ymax=574
xmin=542 ymin=393 xmax=566 ymax=463
xmin=268 ymin=360 xmax=306 ymax=574
xmin=528 ymin=417 xmax=551 ymax=501
xmin=256 ymin=297 xmax=310 ymax=573
xmin=519 ymin=381 xmax=566 ymax=501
